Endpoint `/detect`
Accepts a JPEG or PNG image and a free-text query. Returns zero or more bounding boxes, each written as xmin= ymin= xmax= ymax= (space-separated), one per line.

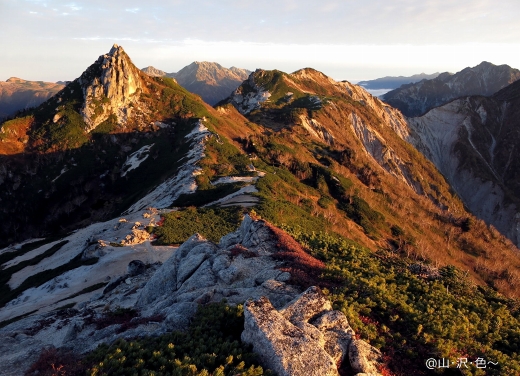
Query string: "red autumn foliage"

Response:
xmin=359 ymin=315 xmax=379 ymax=327
xmin=25 ymin=347 xmax=86 ymax=376
xmin=156 ymin=216 xmax=165 ymax=227
xmin=229 ymin=244 xmax=258 ymax=258
xmin=264 ymin=222 xmax=329 ymax=288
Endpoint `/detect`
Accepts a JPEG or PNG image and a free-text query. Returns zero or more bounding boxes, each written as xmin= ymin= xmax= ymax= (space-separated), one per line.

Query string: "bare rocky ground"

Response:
xmin=243 ymin=286 xmax=383 ymax=376
xmin=0 ymin=208 xmax=175 ymax=323
xmin=0 ymin=215 xmax=383 ymax=376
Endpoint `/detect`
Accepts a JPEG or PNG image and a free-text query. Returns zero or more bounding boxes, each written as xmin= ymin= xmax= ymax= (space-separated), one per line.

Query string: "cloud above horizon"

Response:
xmin=1 ymin=0 xmax=519 ymax=81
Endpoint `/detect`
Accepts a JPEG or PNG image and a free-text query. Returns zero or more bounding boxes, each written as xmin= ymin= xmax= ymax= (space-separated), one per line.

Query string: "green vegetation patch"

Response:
xmin=250 ymin=161 xmax=328 ymax=235
xmin=154 ymin=207 xmax=243 ymax=245
xmin=252 ymin=70 xmax=306 ymax=104
xmin=339 ymin=195 xmax=385 ymax=237
xmin=148 ymin=76 xmax=213 ymax=120
xmin=28 ymin=303 xmax=270 ymax=376
xmin=202 ymin=135 xmax=252 ymax=177
xmin=172 ymin=182 xmax=247 ymax=208
xmin=31 ymin=80 xmax=89 ymax=151
xmin=0 ymin=116 xmax=33 ymax=141
xmin=87 ymin=303 xmax=267 ymax=376
xmin=287 ymin=229 xmax=520 ymax=376
xmin=91 ymin=114 xmax=118 ymax=135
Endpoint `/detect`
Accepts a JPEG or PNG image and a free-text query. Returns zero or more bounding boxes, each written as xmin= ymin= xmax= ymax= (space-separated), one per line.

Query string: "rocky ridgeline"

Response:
xmin=78 ymin=44 xmax=145 ymax=132
xmin=141 ymin=66 xmax=167 ymax=77
xmin=141 ymin=62 xmax=251 ymax=105
xmin=0 ymin=215 xmax=386 ymax=375
xmin=383 ymin=61 xmax=520 ymax=117
xmin=135 ymin=214 xmax=300 ymax=324
xmin=224 ymin=68 xmax=427 ymax=196
xmin=243 ymin=286 xmax=383 ymax=376
xmin=227 ymin=69 xmax=272 ymax=114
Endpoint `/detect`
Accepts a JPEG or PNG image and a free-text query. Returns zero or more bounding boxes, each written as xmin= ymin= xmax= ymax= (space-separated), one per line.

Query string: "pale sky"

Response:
xmin=1 ymin=0 xmax=520 ymax=82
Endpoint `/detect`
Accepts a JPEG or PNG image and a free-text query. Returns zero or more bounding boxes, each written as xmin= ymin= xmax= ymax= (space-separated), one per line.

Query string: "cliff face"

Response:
xmin=79 ymin=44 xmax=146 ymax=132
xmin=383 ymin=61 xmax=520 ymax=117
xmin=406 ymin=80 xmax=520 ymax=247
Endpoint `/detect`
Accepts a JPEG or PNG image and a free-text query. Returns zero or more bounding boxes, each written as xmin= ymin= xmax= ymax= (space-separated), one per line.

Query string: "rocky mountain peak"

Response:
xmin=78 ymin=44 xmax=145 ymax=132
xmin=475 ymin=61 xmax=493 ymax=68
xmin=141 ymin=66 xmax=166 ymax=77
xmin=6 ymin=77 xmax=24 ymax=83
xmin=165 ymin=61 xmax=251 ymax=105
xmin=175 ymin=61 xmax=248 ymax=85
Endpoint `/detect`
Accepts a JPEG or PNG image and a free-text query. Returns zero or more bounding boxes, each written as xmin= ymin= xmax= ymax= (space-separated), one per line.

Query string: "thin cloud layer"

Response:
xmin=1 ymin=0 xmax=519 ymax=81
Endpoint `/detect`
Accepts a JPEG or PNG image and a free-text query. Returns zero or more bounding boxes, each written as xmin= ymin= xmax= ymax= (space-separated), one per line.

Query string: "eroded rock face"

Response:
xmin=241 ymin=286 xmax=384 ymax=376
xmin=228 ymin=70 xmax=271 ymax=114
xmin=0 ymin=215 xmax=303 ymax=375
xmin=136 ymin=215 xmax=301 ymax=321
xmin=349 ymin=339 xmax=383 ymax=375
xmin=79 ymin=44 xmax=144 ymax=132
xmin=242 ymin=295 xmax=338 ymax=376
xmin=406 ymin=91 xmax=520 ymax=247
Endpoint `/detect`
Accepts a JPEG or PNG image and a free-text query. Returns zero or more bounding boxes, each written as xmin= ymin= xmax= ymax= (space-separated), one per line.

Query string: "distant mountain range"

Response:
xmin=142 ymin=62 xmax=251 ymax=105
xmin=357 ymin=72 xmax=440 ymax=90
xmin=0 ymin=78 xmax=64 ymax=120
xmin=383 ymin=61 xmax=520 ymax=116
xmin=1 ymin=46 xmax=520 ymax=375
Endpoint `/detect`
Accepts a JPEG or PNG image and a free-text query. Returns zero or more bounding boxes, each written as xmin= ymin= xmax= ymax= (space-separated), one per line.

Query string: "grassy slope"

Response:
xmin=143 ymin=68 xmax=520 ymax=374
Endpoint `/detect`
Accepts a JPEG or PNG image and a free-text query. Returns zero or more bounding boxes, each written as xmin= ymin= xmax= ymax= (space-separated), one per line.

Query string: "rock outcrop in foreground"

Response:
xmin=0 ymin=215 xmax=301 ymax=374
xmin=242 ymin=286 xmax=384 ymax=376
xmin=0 ymin=214 xmax=385 ymax=375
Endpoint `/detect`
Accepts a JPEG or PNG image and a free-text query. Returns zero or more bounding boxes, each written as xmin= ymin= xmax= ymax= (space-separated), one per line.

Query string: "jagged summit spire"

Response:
xmin=78 ymin=44 xmax=145 ymax=132
xmin=109 ymin=43 xmax=120 ymax=55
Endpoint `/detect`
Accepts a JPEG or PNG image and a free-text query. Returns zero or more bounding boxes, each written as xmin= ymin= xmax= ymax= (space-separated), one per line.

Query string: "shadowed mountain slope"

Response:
xmin=0 ymin=45 xmax=245 ymax=245
xmin=405 ymin=78 xmax=520 ymax=248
